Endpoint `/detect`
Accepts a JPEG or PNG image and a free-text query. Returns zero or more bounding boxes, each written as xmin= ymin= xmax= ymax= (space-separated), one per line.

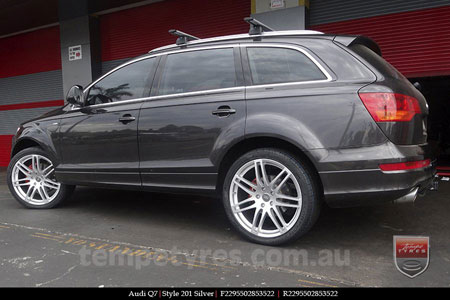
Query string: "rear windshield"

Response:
xmin=350 ymin=44 xmax=406 ymax=80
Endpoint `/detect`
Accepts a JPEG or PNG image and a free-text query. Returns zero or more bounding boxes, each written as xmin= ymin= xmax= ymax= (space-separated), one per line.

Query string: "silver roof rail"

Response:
xmin=150 ymin=30 xmax=324 ymax=54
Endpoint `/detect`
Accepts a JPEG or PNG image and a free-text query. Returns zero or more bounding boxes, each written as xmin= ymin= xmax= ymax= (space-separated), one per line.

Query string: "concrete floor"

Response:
xmin=0 ymin=169 xmax=449 ymax=287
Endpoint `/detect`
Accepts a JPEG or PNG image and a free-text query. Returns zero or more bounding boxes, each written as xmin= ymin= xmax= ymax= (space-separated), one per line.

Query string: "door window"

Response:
xmin=246 ymin=47 xmax=327 ymax=85
xmin=87 ymin=57 xmax=156 ymax=105
xmin=157 ymin=48 xmax=237 ymax=96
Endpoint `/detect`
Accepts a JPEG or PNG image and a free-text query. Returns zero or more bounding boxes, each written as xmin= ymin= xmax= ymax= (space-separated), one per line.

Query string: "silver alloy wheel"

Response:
xmin=229 ymin=159 xmax=302 ymax=238
xmin=11 ymin=154 xmax=61 ymax=206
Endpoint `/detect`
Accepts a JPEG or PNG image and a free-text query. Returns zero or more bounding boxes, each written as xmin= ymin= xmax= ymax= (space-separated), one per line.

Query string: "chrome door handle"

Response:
xmin=119 ymin=114 xmax=136 ymax=123
xmin=212 ymin=106 xmax=236 ymax=117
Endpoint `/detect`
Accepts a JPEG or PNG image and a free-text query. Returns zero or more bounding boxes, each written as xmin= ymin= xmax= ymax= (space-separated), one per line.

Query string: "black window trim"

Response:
xmin=151 ymin=46 xmax=243 ymax=97
xmin=81 ymin=45 xmax=245 ymax=109
xmin=241 ymin=43 xmax=333 ymax=88
xmin=72 ymin=43 xmax=334 ymax=110
xmin=83 ymin=55 xmax=160 ymax=107
xmin=77 ymin=43 xmax=331 ymax=110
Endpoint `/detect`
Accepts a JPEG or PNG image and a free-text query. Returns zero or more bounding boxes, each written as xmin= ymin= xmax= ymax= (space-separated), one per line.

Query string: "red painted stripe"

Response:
xmin=310 ymin=5 xmax=450 ymax=78
xmin=0 ymin=135 xmax=14 ymax=167
xmin=0 ymin=26 xmax=61 ymax=78
xmin=0 ymin=100 xmax=64 ymax=111
xmin=437 ymin=172 xmax=450 ymax=176
xmin=436 ymin=166 xmax=450 ymax=171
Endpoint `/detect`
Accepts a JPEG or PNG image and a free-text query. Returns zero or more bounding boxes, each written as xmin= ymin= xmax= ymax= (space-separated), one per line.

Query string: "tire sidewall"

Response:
xmin=7 ymin=147 xmax=70 ymax=209
xmin=222 ymin=148 xmax=319 ymax=246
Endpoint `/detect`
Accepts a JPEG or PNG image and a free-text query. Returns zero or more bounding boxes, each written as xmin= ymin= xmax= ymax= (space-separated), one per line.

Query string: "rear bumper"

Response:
xmin=310 ymin=142 xmax=437 ymax=207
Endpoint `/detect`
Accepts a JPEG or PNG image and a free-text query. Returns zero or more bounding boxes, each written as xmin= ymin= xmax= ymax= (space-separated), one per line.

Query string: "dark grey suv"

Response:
xmin=7 ymin=22 xmax=436 ymax=245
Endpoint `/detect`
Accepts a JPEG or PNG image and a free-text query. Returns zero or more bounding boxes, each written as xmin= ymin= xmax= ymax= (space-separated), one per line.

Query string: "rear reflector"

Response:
xmin=379 ymin=159 xmax=431 ymax=171
xmin=359 ymin=93 xmax=421 ymax=122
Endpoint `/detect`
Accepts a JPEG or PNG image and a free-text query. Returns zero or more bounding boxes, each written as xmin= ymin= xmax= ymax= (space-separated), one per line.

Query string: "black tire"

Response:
xmin=7 ymin=147 xmax=75 ymax=209
xmin=222 ymin=148 xmax=321 ymax=246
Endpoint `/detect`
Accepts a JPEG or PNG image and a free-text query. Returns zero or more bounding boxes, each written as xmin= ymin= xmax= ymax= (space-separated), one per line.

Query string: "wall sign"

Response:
xmin=270 ymin=0 xmax=285 ymax=9
xmin=68 ymin=45 xmax=82 ymax=61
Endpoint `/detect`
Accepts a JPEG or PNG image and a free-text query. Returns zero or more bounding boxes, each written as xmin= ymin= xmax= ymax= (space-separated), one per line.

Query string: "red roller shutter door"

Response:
xmin=310 ymin=5 xmax=450 ymax=78
xmin=100 ymin=0 xmax=250 ymax=63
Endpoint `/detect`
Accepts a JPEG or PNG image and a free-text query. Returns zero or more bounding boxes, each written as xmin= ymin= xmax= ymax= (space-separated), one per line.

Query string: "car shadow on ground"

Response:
xmin=62 ymin=183 xmax=448 ymax=250
xmin=1 ymin=172 xmax=448 ymax=286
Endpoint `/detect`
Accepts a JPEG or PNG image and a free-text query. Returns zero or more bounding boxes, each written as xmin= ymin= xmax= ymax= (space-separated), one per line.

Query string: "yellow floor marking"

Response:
xmin=1 ymin=223 xmax=234 ymax=273
xmin=108 ymin=245 xmax=121 ymax=252
xmin=186 ymin=258 xmax=237 ymax=270
xmin=33 ymin=232 xmax=64 ymax=239
xmin=30 ymin=234 xmax=63 ymax=242
xmin=297 ymin=279 xmax=338 ymax=288
xmin=28 ymin=232 xmax=219 ymax=272
xmin=180 ymin=261 xmax=217 ymax=271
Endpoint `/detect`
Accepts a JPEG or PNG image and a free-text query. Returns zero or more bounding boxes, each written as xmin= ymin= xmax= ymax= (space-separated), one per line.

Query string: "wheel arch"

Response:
xmin=11 ymin=137 xmax=58 ymax=163
xmin=216 ymin=136 xmax=323 ymax=195
xmin=11 ymin=138 xmax=43 ymax=157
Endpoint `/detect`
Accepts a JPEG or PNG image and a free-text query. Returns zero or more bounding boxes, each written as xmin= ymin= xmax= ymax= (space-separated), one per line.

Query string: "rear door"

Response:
xmin=138 ymin=46 xmax=245 ymax=191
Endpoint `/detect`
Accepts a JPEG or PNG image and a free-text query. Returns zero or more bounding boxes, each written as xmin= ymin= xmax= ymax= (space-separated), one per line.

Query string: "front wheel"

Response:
xmin=7 ymin=147 xmax=74 ymax=209
xmin=222 ymin=149 xmax=320 ymax=245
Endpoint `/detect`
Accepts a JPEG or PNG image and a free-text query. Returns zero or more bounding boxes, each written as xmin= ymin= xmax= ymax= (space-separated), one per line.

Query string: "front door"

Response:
xmin=56 ymin=57 xmax=157 ymax=187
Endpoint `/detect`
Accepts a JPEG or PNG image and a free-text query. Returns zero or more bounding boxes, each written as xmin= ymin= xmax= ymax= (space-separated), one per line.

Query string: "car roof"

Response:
xmin=149 ymin=30 xmax=330 ymax=54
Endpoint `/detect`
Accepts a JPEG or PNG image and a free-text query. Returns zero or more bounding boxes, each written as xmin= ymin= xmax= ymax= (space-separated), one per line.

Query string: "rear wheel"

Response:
xmin=7 ymin=147 xmax=74 ymax=209
xmin=222 ymin=148 xmax=320 ymax=245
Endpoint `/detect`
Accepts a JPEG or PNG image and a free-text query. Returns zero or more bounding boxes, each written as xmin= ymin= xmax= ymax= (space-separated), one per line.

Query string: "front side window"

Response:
xmin=87 ymin=57 xmax=155 ymax=105
xmin=157 ymin=48 xmax=237 ymax=96
xmin=247 ymin=47 xmax=327 ymax=85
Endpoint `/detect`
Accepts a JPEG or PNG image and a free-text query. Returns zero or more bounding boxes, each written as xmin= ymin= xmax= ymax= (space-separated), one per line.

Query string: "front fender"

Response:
xmin=12 ymin=121 xmax=60 ymax=164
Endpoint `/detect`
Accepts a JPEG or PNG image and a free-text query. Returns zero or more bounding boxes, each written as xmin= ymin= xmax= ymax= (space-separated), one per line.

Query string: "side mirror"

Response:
xmin=66 ymin=85 xmax=85 ymax=106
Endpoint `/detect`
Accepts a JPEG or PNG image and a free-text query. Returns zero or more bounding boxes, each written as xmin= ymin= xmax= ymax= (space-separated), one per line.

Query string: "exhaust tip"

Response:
xmin=393 ymin=187 xmax=419 ymax=205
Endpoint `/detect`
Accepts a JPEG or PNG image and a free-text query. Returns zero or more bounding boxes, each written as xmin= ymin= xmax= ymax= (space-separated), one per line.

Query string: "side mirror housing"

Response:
xmin=66 ymin=85 xmax=85 ymax=106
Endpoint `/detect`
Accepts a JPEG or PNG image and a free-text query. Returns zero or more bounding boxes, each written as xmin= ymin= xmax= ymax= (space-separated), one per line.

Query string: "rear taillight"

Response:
xmin=359 ymin=93 xmax=421 ymax=122
xmin=379 ymin=159 xmax=430 ymax=171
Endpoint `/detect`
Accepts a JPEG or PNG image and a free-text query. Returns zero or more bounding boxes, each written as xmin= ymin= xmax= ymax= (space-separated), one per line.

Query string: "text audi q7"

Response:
xmin=7 ymin=23 xmax=436 ymax=245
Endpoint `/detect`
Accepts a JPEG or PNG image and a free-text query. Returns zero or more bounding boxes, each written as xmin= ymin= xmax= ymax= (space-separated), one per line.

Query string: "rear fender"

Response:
xmin=244 ymin=113 xmax=322 ymax=166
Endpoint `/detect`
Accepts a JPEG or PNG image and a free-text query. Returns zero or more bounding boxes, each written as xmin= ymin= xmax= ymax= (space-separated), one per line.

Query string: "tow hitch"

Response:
xmin=413 ymin=175 xmax=438 ymax=199
xmin=430 ymin=175 xmax=439 ymax=191
xmin=418 ymin=175 xmax=439 ymax=197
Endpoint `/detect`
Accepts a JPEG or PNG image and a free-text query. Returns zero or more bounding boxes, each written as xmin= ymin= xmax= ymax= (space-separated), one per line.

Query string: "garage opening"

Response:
xmin=409 ymin=76 xmax=450 ymax=175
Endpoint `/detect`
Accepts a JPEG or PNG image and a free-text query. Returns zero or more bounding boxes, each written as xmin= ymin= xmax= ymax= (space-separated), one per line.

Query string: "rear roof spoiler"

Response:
xmin=333 ymin=35 xmax=382 ymax=56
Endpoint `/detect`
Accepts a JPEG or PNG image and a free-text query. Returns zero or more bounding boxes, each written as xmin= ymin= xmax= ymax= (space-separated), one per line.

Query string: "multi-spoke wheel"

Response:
xmin=222 ymin=149 xmax=320 ymax=245
xmin=7 ymin=147 xmax=74 ymax=208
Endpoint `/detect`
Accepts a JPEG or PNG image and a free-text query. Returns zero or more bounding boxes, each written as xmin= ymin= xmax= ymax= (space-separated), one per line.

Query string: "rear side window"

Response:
xmin=350 ymin=44 xmax=405 ymax=80
xmin=87 ymin=57 xmax=155 ymax=105
xmin=246 ymin=47 xmax=327 ymax=85
xmin=157 ymin=48 xmax=236 ymax=95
